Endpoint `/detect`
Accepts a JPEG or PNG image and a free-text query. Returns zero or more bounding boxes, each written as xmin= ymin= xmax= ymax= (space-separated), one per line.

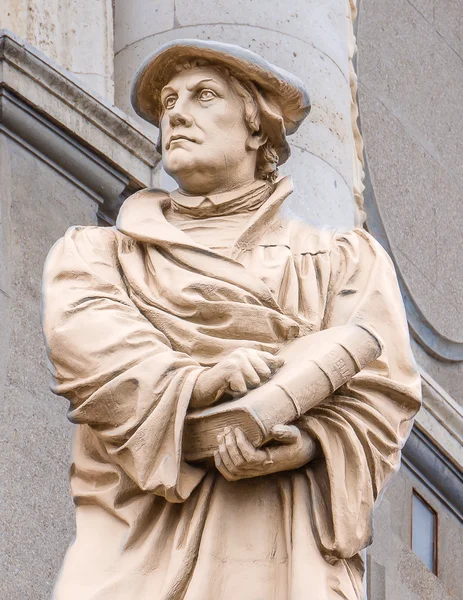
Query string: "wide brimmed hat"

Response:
xmin=131 ymin=39 xmax=311 ymax=164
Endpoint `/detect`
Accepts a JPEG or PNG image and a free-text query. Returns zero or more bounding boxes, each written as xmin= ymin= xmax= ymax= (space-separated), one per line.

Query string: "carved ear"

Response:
xmin=246 ymin=128 xmax=268 ymax=151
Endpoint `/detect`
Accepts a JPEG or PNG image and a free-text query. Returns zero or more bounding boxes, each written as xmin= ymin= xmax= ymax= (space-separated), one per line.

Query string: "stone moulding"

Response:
xmin=404 ymin=426 xmax=463 ymax=524
xmin=418 ymin=369 xmax=463 ymax=469
xmin=0 ymin=28 xmax=160 ymax=222
xmin=402 ymin=368 xmax=463 ymax=520
xmin=347 ymin=0 xmax=366 ymax=227
xmin=0 ymin=88 xmax=130 ymax=223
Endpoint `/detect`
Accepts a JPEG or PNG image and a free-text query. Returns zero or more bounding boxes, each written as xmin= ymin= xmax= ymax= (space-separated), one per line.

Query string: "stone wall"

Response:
xmin=357 ymin=0 xmax=463 ymax=398
xmin=357 ymin=1 xmax=463 ymax=597
xmin=0 ymin=0 xmax=115 ymax=99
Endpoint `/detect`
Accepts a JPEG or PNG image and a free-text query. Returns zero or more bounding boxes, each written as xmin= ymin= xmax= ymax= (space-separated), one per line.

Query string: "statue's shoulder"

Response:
xmin=52 ymin=225 xmax=136 ymax=265
xmin=59 ymin=224 xmax=121 ymax=249
xmin=266 ymin=219 xmax=384 ymax=260
xmin=265 ymin=217 xmax=337 ymax=256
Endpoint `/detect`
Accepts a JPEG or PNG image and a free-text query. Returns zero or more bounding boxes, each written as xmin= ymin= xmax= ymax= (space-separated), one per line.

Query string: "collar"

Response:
xmin=169 ymin=180 xmax=273 ymax=218
xmin=116 ymin=176 xmax=294 ymax=256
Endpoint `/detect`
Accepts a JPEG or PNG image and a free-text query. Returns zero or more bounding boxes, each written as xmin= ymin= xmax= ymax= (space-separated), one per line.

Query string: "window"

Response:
xmin=411 ymin=490 xmax=438 ymax=574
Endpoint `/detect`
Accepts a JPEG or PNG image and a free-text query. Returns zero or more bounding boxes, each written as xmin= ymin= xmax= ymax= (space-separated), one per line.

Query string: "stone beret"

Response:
xmin=131 ymin=38 xmax=311 ymax=138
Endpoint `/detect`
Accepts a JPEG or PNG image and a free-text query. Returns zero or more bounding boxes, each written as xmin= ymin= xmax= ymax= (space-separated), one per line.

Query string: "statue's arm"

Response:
xmin=42 ymin=226 xmax=206 ymax=502
xmin=295 ymin=227 xmax=421 ymax=558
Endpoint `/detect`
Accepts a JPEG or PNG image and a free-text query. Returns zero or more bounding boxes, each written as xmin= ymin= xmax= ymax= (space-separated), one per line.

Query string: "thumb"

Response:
xmin=270 ymin=424 xmax=300 ymax=445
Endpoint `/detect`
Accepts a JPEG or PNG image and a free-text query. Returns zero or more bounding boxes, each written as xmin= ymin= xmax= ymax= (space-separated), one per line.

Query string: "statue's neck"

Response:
xmin=170 ymin=179 xmax=273 ymax=219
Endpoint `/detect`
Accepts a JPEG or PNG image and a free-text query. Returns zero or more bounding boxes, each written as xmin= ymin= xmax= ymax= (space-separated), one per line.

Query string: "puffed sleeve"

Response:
xmin=42 ymin=226 xmax=206 ymax=502
xmin=298 ymin=228 xmax=421 ymax=558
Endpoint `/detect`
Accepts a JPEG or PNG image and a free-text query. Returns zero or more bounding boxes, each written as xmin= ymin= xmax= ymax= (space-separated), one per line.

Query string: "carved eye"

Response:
xmin=164 ymin=95 xmax=177 ymax=110
xmin=198 ymin=89 xmax=216 ymax=102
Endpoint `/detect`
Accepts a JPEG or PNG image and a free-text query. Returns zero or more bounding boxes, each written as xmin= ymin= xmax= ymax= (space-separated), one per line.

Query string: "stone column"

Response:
xmin=114 ymin=0 xmax=362 ymax=228
xmin=0 ymin=0 xmax=115 ymax=100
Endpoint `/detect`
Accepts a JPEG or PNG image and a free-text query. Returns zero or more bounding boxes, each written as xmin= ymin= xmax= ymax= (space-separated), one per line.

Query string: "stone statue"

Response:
xmin=42 ymin=39 xmax=421 ymax=600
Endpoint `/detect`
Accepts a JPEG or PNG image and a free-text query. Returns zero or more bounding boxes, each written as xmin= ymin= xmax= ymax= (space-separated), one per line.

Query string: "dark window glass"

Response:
xmin=411 ymin=491 xmax=437 ymax=574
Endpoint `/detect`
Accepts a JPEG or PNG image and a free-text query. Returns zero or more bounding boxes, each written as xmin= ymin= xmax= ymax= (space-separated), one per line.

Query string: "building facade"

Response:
xmin=0 ymin=1 xmax=462 ymax=598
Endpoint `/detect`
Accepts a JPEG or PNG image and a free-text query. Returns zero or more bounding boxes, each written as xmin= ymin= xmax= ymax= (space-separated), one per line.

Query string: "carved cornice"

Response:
xmin=401 ymin=367 xmax=463 ymax=515
xmin=0 ymin=28 xmax=160 ymax=222
xmin=418 ymin=369 xmax=463 ymax=467
xmin=0 ymin=88 xmax=129 ymax=223
xmin=403 ymin=426 xmax=463 ymax=524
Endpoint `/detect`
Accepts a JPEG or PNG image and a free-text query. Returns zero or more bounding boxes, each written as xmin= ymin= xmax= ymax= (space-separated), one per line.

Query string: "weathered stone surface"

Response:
xmin=279 ymin=145 xmax=355 ymax=228
xmin=407 ymin=0 xmax=434 ymax=22
xmin=358 ymin=0 xmax=463 ymax=185
xmin=368 ymin=465 xmax=463 ymax=600
xmin=0 ymin=0 xmax=115 ymax=100
xmin=173 ymin=0 xmax=350 ymax=77
xmin=114 ymin=0 xmax=175 ymax=54
xmin=360 ymin=87 xmax=463 ymax=342
xmin=411 ymin=340 xmax=463 ymax=412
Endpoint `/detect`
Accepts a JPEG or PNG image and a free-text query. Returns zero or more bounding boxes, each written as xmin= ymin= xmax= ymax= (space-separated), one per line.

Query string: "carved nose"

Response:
xmin=169 ymin=112 xmax=193 ymax=127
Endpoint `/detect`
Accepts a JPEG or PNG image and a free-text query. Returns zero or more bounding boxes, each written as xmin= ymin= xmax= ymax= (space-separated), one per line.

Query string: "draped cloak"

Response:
xmin=41 ymin=177 xmax=421 ymax=600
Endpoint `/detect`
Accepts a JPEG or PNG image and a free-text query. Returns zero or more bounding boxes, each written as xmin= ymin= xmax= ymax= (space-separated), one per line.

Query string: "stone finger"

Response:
xmin=228 ymin=371 xmax=247 ymax=395
xmin=214 ymin=452 xmax=236 ymax=481
xmin=239 ymin=359 xmax=261 ymax=388
xmin=224 ymin=428 xmax=244 ymax=466
xmin=256 ymin=350 xmax=285 ymax=371
xmin=235 ymin=427 xmax=259 ymax=463
xmin=247 ymin=355 xmax=272 ymax=380
xmin=219 ymin=435 xmax=238 ymax=473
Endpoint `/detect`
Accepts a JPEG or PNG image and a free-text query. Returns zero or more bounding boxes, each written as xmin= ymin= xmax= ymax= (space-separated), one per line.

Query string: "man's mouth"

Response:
xmin=166 ymin=134 xmax=197 ymax=150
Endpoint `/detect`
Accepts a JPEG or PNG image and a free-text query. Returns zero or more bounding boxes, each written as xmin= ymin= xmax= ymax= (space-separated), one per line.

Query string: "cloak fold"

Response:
xmin=42 ymin=185 xmax=420 ymax=600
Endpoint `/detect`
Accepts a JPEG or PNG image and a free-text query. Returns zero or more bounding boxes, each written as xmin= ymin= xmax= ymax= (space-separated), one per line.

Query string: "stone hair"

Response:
xmin=158 ymin=58 xmax=281 ymax=183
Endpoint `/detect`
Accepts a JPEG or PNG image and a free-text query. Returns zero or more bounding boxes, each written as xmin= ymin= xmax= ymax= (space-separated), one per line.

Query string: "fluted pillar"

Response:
xmin=114 ymin=0 xmax=361 ymax=228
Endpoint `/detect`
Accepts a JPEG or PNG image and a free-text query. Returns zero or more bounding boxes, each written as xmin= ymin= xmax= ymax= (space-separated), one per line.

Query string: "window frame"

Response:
xmin=410 ymin=489 xmax=439 ymax=576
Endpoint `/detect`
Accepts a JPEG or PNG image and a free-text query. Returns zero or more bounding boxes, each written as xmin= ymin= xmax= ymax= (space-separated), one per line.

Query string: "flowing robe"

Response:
xmin=42 ymin=178 xmax=421 ymax=600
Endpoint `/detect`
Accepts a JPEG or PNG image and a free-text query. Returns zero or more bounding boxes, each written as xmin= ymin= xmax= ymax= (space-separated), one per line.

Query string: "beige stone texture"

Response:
xmin=173 ymin=0 xmax=350 ymax=77
xmin=279 ymin=146 xmax=356 ymax=227
xmin=0 ymin=0 xmax=115 ymax=100
xmin=357 ymin=0 xmax=463 ymax=395
xmin=0 ymin=134 xmax=91 ymax=599
xmin=114 ymin=0 xmax=175 ymax=54
xmin=368 ymin=465 xmax=463 ymax=600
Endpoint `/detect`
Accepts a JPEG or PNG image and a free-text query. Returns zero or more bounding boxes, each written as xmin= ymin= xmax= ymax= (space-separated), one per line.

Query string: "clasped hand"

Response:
xmin=190 ymin=347 xmax=284 ymax=408
xmin=190 ymin=347 xmax=318 ymax=481
xmin=214 ymin=424 xmax=317 ymax=481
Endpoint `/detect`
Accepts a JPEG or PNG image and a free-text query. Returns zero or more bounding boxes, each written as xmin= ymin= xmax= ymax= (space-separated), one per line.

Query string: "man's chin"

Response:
xmin=163 ymin=156 xmax=203 ymax=183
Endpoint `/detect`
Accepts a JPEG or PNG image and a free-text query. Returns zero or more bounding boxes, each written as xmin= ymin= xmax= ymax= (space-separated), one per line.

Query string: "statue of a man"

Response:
xmin=42 ymin=40 xmax=421 ymax=600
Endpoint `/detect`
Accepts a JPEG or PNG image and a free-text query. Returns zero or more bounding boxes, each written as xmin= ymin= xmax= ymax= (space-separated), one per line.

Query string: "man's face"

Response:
xmin=160 ymin=66 xmax=256 ymax=194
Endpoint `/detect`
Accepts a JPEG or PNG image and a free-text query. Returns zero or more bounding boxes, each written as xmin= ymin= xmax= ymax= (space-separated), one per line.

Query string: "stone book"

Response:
xmin=183 ymin=324 xmax=383 ymax=460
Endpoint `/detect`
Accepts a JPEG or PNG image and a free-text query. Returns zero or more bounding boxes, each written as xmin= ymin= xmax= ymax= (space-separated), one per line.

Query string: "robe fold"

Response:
xmin=42 ymin=178 xmax=421 ymax=600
